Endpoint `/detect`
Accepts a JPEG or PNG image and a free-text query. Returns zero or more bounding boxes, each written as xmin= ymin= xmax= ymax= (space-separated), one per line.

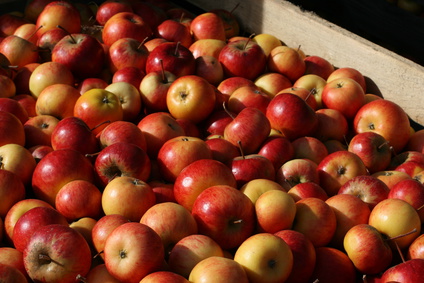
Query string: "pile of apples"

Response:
xmin=2 ymin=0 xmax=424 ymax=282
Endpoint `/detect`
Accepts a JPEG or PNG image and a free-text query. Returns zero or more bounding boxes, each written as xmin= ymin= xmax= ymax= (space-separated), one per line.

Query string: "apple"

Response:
xmin=156 ymin=19 xmax=192 ymax=48
xmin=23 ymin=224 xmax=92 ymax=282
xmin=274 ymin=229 xmax=316 ymax=283
xmin=291 ymin=136 xmax=329 ymax=164
xmin=205 ymin=136 xmax=240 ymax=164
xmin=219 ymin=38 xmax=267 ymax=80
xmin=353 ymin=98 xmax=411 ymax=153
xmin=77 ymin=77 xmax=108 ymax=95
xmin=168 ymin=234 xmax=224 ymax=278
xmin=311 ymin=246 xmax=357 ymax=283
xmin=257 ymin=135 xmax=294 ymax=171
xmin=50 ymin=116 xmax=99 ymax=156
xmin=326 ymin=193 xmax=371 ymax=249
xmin=137 ymin=112 xmax=186 ymax=159
xmin=102 ymin=12 xmax=152 ymax=47
xmin=102 ymin=176 xmax=155 ymax=222
xmin=83 ymin=263 xmax=121 ymax=283
xmin=275 ymin=158 xmax=320 ymax=191
xmin=0 ymin=97 xmax=29 ymax=124
xmin=317 ymin=150 xmax=369 ymax=197
xmin=229 ymin=153 xmax=276 ymax=188
xmin=99 ymin=120 xmax=147 ymax=150
xmin=372 ymin=170 xmax=412 ymax=189
xmin=29 ymin=145 xmax=54 ymax=163
xmin=12 ymin=62 xmax=38 ymax=95
xmin=189 ymin=256 xmax=249 ymax=283
xmin=279 ymin=86 xmax=318 ymax=110
xmin=0 ymin=75 xmax=16 ymax=98
xmin=252 ymin=33 xmax=282 ymax=58
xmin=36 ymin=27 xmax=68 ymax=62
xmin=217 ymin=76 xmax=256 ymax=102
xmin=144 ymin=37 xmax=168 ymax=52
xmin=234 ymin=233 xmax=293 ymax=283
xmin=52 ymin=33 xmax=105 ymax=80
xmin=369 ymin=198 xmax=421 ymax=250
xmin=292 ymin=74 xmax=327 ymax=109
xmin=111 ymin=65 xmax=145 ymax=88
xmin=292 ymin=197 xmax=337 ymax=247
xmin=32 ymin=148 xmax=95 ymax=206
xmin=24 ymin=114 xmax=59 ymax=148
xmin=107 ymin=37 xmax=149 ymax=73
xmin=192 ymin=185 xmax=256 ymax=250
xmin=12 ymin=206 xmax=68 ymax=252
xmin=0 ymin=35 xmax=39 ymax=69
xmin=380 ymin=258 xmax=424 ymax=283
xmin=140 ymin=271 xmax=190 ymax=283
xmin=95 ymin=0 xmax=133 ymax=25
xmin=94 ymin=142 xmax=151 ymax=188
xmin=327 ymin=67 xmax=367 ymax=93
xmin=13 ymin=23 xmax=38 ymax=45
xmin=407 ymin=234 xmax=424 ymax=260
xmin=104 ymin=81 xmax=142 ymax=122
xmin=3 ymin=198 xmax=53 ymax=245
xmin=91 ymin=214 xmax=129 ymax=260
xmin=266 ymin=92 xmax=318 ymax=141
xmin=255 ymin=189 xmax=296 ymax=233
xmin=140 ymin=202 xmax=198 ymax=256
xmin=189 ymin=38 xmax=226 ymax=59
xmin=12 ymin=94 xmax=37 ymax=118
xmin=139 ymin=68 xmax=177 ymax=113
xmin=254 ymin=72 xmax=292 ymax=98
xmin=0 ymin=263 xmax=28 ymax=283
xmin=74 ymin=88 xmax=123 ymax=135
xmin=0 ymin=247 xmax=28 ymax=281
xmin=287 ymin=181 xmax=328 ymax=202
xmin=406 ymin=129 xmax=424 ymax=153
xmin=268 ymin=45 xmax=306 ymax=82
xmin=0 ymin=143 xmax=37 ymax=186
xmin=131 ymin=1 xmax=168 ymax=31
xmin=156 ymin=136 xmax=213 ymax=183
xmin=0 ymin=111 xmax=25 ymax=147
xmin=103 ymin=222 xmax=164 ymax=282
xmin=55 ymin=180 xmax=102 ymax=221
xmin=348 ymin=131 xmax=393 ymax=173
xmin=194 ymin=55 xmax=224 ymax=86
xmin=0 ymin=13 xmax=29 ymax=37
xmin=227 ymin=85 xmax=271 ymax=114
xmin=388 ymin=179 xmax=424 ymax=222
xmin=173 ymin=158 xmax=237 ymax=211
xmin=149 ymin=180 xmax=175 ymax=204
xmin=29 ymin=61 xmax=74 ymax=99
xmin=0 ymin=169 xmax=26 ymax=219
xmin=146 ymin=41 xmax=196 ymax=78
xmin=239 ymin=178 xmax=285 ymax=205
xmin=389 ymin=150 xmax=424 ymax=170
xmin=166 ymin=75 xmax=216 ymax=124
xmin=338 ymin=175 xmax=390 ymax=209
xmin=322 ymin=77 xmax=366 ymax=120
xmin=35 ymin=1 xmax=81 ymax=38
xmin=304 ymin=55 xmax=335 ymax=79
xmin=190 ymin=12 xmax=226 ymax=41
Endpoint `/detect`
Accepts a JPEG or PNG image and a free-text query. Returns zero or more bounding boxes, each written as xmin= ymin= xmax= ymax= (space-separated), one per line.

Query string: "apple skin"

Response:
xmin=276 ymin=158 xmax=320 ymax=191
xmin=173 ymin=158 xmax=237 ymax=211
xmin=0 ymin=247 xmax=28 ymax=282
xmin=12 ymin=206 xmax=69 ymax=253
xmin=274 ymin=229 xmax=316 ymax=283
xmin=140 ymin=271 xmax=190 ymax=283
xmin=168 ymin=234 xmax=224 ymax=278
xmin=372 ymin=170 xmax=412 ymax=190
xmin=353 ymin=99 xmax=411 ymax=154
xmin=23 ymin=224 xmax=92 ymax=283
xmin=292 ymin=136 xmax=329 ymax=165
xmin=24 ymin=114 xmax=59 ymax=148
xmin=227 ymin=85 xmax=271 ymax=115
xmin=369 ymin=198 xmax=421 ymax=250
xmin=257 ymin=135 xmax=294 ymax=171
xmin=0 ymin=35 xmax=39 ymax=69
xmin=314 ymin=108 xmax=349 ymax=142
xmin=380 ymin=258 xmax=424 ymax=283
xmin=190 ymin=12 xmax=226 ymax=41
xmin=156 ymin=19 xmax=192 ymax=48
xmin=338 ymin=175 xmax=390 ymax=210
xmin=304 ymin=55 xmax=335 ymax=79
xmin=100 ymin=120 xmax=147 ymax=150
xmin=0 ymin=262 xmax=27 ymax=282
xmin=407 ymin=234 xmax=424 ymax=260
xmin=0 ymin=143 xmax=37 ymax=186
xmin=83 ymin=263 xmax=121 ymax=283
xmin=311 ymin=247 xmax=357 ymax=283
xmin=0 ymin=111 xmax=25 ymax=147
xmin=229 ymin=153 xmax=276 ymax=188
xmin=32 ymin=148 xmax=95 ymax=206
xmin=219 ymin=39 xmax=267 ymax=81
xmin=266 ymin=92 xmax=318 ymax=141
xmin=191 ymin=185 xmax=256 ymax=250
xmin=0 ymin=97 xmax=29 ymax=124
xmin=36 ymin=27 xmax=68 ymax=63
xmin=254 ymin=72 xmax=292 ymax=98
xmin=95 ymin=0 xmax=134 ymax=26
xmin=189 ymin=256 xmax=249 ymax=283
xmin=252 ymin=33 xmax=282 ymax=58
xmin=0 ymin=169 xmax=26 ymax=219
xmin=94 ymin=142 xmax=151 ymax=188
xmin=317 ymin=150 xmax=369 ymax=197
xmin=388 ymin=179 xmax=424 ymax=222
xmin=145 ymin=41 xmax=196 ymax=78
xmin=268 ymin=45 xmax=306 ymax=82
xmin=52 ymin=33 xmax=105 ymax=80
xmin=107 ymin=37 xmax=149 ymax=73
xmin=327 ymin=67 xmax=367 ymax=93
xmin=234 ymin=233 xmax=293 ymax=283
xmin=189 ymin=38 xmax=226 ymax=59
xmin=288 ymin=182 xmax=328 ymax=202
xmin=103 ymin=222 xmax=165 ymax=283
xmin=102 ymin=12 xmax=152 ymax=47
xmin=292 ymin=197 xmax=337 ymax=247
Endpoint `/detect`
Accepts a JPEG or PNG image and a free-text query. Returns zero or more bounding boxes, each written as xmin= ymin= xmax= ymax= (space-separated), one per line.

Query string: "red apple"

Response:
xmin=0 ymin=97 xmax=29 ymax=124
xmin=95 ymin=0 xmax=133 ymax=25
xmin=257 ymin=135 xmax=295 ymax=171
xmin=388 ymin=178 xmax=424 ymax=222
xmin=107 ymin=37 xmax=149 ymax=73
xmin=287 ymin=181 xmax=328 ymax=202
xmin=205 ymin=136 xmax=240 ymax=164
xmin=291 ymin=136 xmax=329 ymax=164
xmin=380 ymin=259 xmax=424 ymax=283
xmin=327 ymin=67 xmax=367 ymax=93
xmin=0 ymin=169 xmax=26 ymax=219
xmin=304 ymin=55 xmax=335 ymax=79
xmin=229 ymin=153 xmax=276 ymax=188
xmin=36 ymin=27 xmax=68 ymax=62
xmin=268 ymin=45 xmax=306 ymax=82
xmin=0 ymin=111 xmax=25 ymax=147
xmin=275 ymin=158 xmax=320 ymax=191
xmin=24 ymin=114 xmax=59 ymax=148
xmin=156 ymin=19 xmax=192 ymax=48
xmin=77 ymin=77 xmax=108 ymax=95
xmin=0 ymin=35 xmax=39 ymax=69
xmin=99 ymin=120 xmax=147 ymax=150
xmin=190 ymin=12 xmax=226 ymax=41
xmin=191 ymin=185 xmax=255 ymax=250
xmin=227 ymin=85 xmax=271 ymax=114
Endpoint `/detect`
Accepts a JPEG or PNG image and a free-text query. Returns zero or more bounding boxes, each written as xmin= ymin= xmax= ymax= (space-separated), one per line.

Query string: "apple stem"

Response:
xmin=305 ymin=88 xmax=316 ymax=102
xmin=90 ymin=120 xmax=111 ymax=132
xmin=394 ymin=241 xmax=406 ymax=263
xmin=139 ymin=37 xmax=149 ymax=50
xmin=387 ymin=228 xmax=417 ymax=242
xmin=39 ymin=253 xmax=64 ymax=267
xmin=27 ymin=25 xmax=43 ymax=41
xmin=93 ymin=250 xmax=104 ymax=259
xmin=179 ymin=12 xmax=185 ymax=23
xmin=174 ymin=41 xmax=181 ymax=56
xmin=159 ymin=59 xmax=168 ymax=84
xmin=377 ymin=140 xmax=390 ymax=150
xmin=76 ymin=274 xmax=87 ymax=283
xmin=237 ymin=140 xmax=245 ymax=159
xmin=56 ymin=25 xmax=77 ymax=44
xmin=222 ymin=102 xmax=235 ymax=119
xmin=242 ymin=33 xmax=256 ymax=50
xmin=85 ymin=152 xmax=100 ymax=158
xmin=417 ymin=203 xmax=424 ymax=211
xmin=230 ymin=2 xmax=241 ymax=15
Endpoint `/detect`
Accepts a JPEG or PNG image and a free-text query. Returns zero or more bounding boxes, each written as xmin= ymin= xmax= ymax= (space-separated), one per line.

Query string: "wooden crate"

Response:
xmin=185 ymin=0 xmax=424 ymax=128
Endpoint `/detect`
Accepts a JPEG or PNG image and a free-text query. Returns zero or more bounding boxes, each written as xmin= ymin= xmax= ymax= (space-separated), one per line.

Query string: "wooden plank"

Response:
xmin=185 ymin=0 xmax=424 ymax=126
